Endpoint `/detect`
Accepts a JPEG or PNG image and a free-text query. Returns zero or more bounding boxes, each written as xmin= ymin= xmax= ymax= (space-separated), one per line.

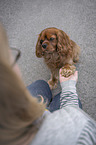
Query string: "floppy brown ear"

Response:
xmin=36 ymin=34 xmax=43 ymax=58
xmin=71 ymin=40 xmax=81 ymax=63
xmin=57 ymin=30 xmax=73 ymax=56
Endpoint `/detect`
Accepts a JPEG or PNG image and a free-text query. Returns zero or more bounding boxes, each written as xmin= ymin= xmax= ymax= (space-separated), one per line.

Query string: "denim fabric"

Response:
xmin=27 ymin=80 xmax=82 ymax=112
xmin=49 ymin=93 xmax=82 ymax=112
xmin=27 ymin=80 xmax=52 ymax=106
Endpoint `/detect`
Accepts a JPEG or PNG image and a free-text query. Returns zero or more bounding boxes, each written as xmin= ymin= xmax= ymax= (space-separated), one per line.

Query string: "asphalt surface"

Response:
xmin=0 ymin=0 xmax=96 ymax=120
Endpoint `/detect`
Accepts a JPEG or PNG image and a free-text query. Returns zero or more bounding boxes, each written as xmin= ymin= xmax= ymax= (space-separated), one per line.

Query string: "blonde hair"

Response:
xmin=0 ymin=23 xmax=10 ymax=63
xmin=0 ymin=23 xmax=45 ymax=145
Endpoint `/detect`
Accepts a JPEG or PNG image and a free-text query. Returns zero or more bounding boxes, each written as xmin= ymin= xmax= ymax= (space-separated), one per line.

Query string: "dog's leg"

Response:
xmin=48 ymin=70 xmax=59 ymax=90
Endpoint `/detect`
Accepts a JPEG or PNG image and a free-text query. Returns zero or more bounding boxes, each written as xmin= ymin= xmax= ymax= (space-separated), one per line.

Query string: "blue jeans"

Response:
xmin=27 ymin=80 xmax=82 ymax=112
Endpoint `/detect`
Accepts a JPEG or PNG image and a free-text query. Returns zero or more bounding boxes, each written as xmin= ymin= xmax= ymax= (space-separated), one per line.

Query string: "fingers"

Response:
xmin=74 ymin=71 xmax=78 ymax=75
xmin=73 ymin=71 xmax=78 ymax=82
xmin=59 ymin=68 xmax=62 ymax=75
xmin=59 ymin=68 xmax=78 ymax=83
xmin=74 ymin=71 xmax=78 ymax=77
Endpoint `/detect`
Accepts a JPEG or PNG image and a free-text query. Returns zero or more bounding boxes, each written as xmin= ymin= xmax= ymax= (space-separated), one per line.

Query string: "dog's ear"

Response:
xmin=36 ymin=34 xmax=43 ymax=58
xmin=56 ymin=30 xmax=72 ymax=56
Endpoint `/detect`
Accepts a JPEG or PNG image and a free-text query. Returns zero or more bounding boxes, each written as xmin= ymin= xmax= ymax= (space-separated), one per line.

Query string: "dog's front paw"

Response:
xmin=48 ymin=79 xmax=58 ymax=90
xmin=61 ymin=64 xmax=76 ymax=77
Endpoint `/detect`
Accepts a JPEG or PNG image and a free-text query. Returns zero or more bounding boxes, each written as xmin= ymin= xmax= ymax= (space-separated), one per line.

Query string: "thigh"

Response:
xmin=49 ymin=93 xmax=60 ymax=112
xmin=78 ymin=98 xmax=82 ymax=109
xmin=27 ymin=80 xmax=52 ymax=106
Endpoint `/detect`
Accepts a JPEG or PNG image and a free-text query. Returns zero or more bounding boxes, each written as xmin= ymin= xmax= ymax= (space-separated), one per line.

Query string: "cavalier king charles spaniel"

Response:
xmin=36 ymin=27 xmax=80 ymax=89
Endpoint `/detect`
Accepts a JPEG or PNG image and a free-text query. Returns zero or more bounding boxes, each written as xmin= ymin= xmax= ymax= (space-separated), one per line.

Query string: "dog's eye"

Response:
xmin=50 ymin=37 xmax=54 ymax=41
xmin=40 ymin=40 xmax=43 ymax=44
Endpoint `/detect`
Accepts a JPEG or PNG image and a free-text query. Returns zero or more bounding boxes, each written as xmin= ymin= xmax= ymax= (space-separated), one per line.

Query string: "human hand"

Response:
xmin=59 ymin=68 xmax=78 ymax=83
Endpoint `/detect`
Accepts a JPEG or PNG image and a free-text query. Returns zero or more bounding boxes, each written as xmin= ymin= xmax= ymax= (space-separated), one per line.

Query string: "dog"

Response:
xmin=36 ymin=27 xmax=80 ymax=89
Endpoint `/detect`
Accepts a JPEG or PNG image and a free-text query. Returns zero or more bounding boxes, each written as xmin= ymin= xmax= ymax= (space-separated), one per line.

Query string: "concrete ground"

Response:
xmin=0 ymin=0 xmax=96 ymax=120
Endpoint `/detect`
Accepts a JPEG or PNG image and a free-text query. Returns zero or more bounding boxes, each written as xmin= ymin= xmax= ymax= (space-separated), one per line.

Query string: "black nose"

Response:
xmin=42 ymin=43 xmax=47 ymax=49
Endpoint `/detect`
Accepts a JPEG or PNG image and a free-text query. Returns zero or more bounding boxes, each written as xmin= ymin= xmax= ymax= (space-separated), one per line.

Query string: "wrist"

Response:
xmin=61 ymin=80 xmax=76 ymax=92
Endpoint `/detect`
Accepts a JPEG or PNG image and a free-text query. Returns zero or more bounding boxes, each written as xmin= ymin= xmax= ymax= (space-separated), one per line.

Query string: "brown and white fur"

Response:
xmin=36 ymin=27 xmax=80 ymax=89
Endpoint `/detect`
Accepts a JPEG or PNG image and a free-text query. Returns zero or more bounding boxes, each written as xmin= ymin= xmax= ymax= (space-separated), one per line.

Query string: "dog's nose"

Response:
xmin=42 ymin=43 xmax=47 ymax=49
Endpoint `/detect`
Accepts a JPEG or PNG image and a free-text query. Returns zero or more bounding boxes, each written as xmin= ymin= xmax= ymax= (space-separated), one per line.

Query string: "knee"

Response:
xmin=27 ymin=80 xmax=50 ymax=91
xmin=35 ymin=80 xmax=47 ymax=85
xmin=32 ymin=80 xmax=49 ymax=88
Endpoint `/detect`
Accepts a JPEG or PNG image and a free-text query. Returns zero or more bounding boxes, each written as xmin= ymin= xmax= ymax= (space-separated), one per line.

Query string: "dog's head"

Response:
xmin=36 ymin=27 xmax=72 ymax=58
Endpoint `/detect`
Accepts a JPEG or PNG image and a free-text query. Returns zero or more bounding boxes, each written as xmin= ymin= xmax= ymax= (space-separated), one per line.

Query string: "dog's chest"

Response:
xmin=44 ymin=52 xmax=65 ymax=68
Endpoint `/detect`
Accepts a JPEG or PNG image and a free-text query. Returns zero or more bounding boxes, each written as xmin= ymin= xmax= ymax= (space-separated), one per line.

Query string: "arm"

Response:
xmin=59 ymin=69 xmax=96 ymax=144
xmin=59 ymin=69 xmax=79 ymax=108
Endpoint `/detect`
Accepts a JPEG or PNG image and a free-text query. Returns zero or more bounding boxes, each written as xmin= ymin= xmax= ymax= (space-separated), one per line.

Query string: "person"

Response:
xmin=0 ymin=23 xmax=96 ymax=145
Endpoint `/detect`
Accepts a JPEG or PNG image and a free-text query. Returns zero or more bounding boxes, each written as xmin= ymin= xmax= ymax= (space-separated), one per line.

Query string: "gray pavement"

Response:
xmin=0 ymin=0 xmax=96 ymax=120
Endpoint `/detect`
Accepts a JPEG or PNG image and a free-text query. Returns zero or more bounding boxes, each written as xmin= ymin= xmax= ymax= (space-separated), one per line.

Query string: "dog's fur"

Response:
xmin=36 ymin=27 xmax=80 ymax=89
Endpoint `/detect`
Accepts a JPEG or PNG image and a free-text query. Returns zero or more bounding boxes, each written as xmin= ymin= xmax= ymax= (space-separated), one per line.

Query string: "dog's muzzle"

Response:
xmin=42 ymin=43 xmax=47 ymax=49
